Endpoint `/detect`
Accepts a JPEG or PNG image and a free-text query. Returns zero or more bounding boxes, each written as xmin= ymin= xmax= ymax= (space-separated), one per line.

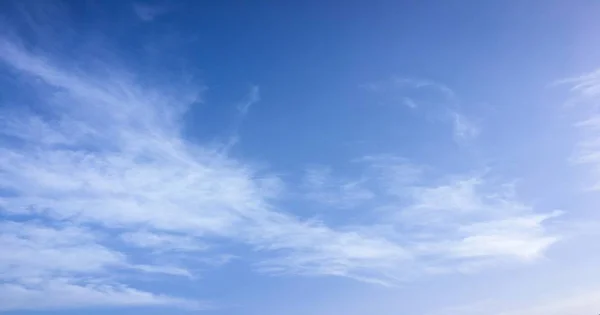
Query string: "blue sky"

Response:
xmin=1 ymin=1 xmax=600 ymax=314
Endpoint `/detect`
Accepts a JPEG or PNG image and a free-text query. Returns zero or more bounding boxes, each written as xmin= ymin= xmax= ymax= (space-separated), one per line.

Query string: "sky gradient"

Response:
xmin=1 ymin=1 xmax=600 ymax=314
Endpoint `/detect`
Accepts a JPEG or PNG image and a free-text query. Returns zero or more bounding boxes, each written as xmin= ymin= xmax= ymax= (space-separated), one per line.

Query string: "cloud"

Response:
xmin=302 ymin=165 xmax=375 ymax=209
xmin=132 ymin=3 xmax=169 ymax=22
xmin=0 ymin=221 xmax=125 ymax=280
xmin=402 ymin=97 xmax=418 ymax=109
xmin=413 ymin=211 xmax=560 ymax=268
xmin=0 ymin=279 xmax=205 ymax=311
xmin=451 ymin=112 xmax=479 ymax=142
xmin=0 ymin=38 xmax=413 ymax=308
xmin=399 ymin=175 xmax=561 ymax=271
xmin=121 ymin=231 xmax=210 ymax=252
xmin=0 ymin=36 xmax=564 ymax=310
xmin=362 ymin=77 xmax=479 ymax=143
xmin=359 ymin=155 xmax=422 ymax=193
xmin=299 ymin=157 xmax=557 ymax=282
xmin=301 ymin=156 xmax=561 ymax=275
xmin=250 ymin=215 xmax=411 ymax=286
xmin=238 ymin=85 xmax=260 ymax=115
xmin=221 ymin=85 xmax=261 ymax=151
xmin=0 ymin=221 xmax=200 ymax=310
xmin=559 ymin=69 xmax=600 ymax=190
xmin=390 ymin=77 xmax=457 ymax=101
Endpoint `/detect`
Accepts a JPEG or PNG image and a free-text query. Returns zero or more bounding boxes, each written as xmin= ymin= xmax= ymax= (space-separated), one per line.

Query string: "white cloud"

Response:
xmin=399 ymin=176 xmax=561 ymax=270
xmin=238 ymin=85 xmax=260 ymax=115
xmin=402 ymin=97 xmax=418 ymax=109
xmin=390 ymin=77 xmax=457 ymax=101
xmin=0 ymin=279 xmax=205 ymax=311
xmin=451 ymin=112 xmax=479 ymax=142
xmin=560 ymin=69 xmax=600 ymax=190
xmin=400 ymin=177 xmax=528 ymax=224
xmin=362 ymin=77 xmax=479 ymax=143
xmin=0 ymin=38 xmax=413 ymax=308
xmin=0 ymin=36 xmax=565 ymax=311
xmin=301 ymin=155 xmax=561 ymax=275
xmin=302 ymin=165 xmax=375 ymax=208
xmin=222 ymin=85 xmax=261 ymax=151
xmin=121 ymin=231 xmax=210 ymax=252
xmin=359 ymin=155 xmax=422 ymax=195
xmin=452 ymin=212 xmax=560 ymax=260
xmin=0 ymin=221 xmax=125 ymax=280
xmin=0 ymin=221 xmax=198 ymax=309
xmin=251 ymin=215 xmax=410 ymax=286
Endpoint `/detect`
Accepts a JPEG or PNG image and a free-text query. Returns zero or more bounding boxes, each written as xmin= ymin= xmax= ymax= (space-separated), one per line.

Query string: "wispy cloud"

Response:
xmin=362 ymin=76 xmax=479 ymax=144
xmin=0 ymin=35 xmax=563 ymax=311
xmin=301 ymin=157 xmax=562 ymax=274
xmin=132 ymin=3 xmax=169 ymax=22
xmin=120 ymin=231 xmax=210 ymax=252
xmin=0 ymin=221 xmax=124 ymax=280
xmin=0 ymin=221 xmax=202 ymax=310
xmin=222 ymin=85 xmax=261 ymax=151
xmin=399 ymin=177 xmax=560 ymax=272
xmin=0 ymin=279 xmax=206 ymax=311
xmin=391 ymin=77 xmax=457 ymax=101
xmin=451 ymin=112 xmax=479 ymax=142
xmin=558 ymin=69 xmax=600 ymax=190
xmin=0 ymin=38 xmax=412 ymax=308
xmin=238 ymin=85 xmax=260 ymax=115
xmin=302 ymin=165 xmax=374 ymax=209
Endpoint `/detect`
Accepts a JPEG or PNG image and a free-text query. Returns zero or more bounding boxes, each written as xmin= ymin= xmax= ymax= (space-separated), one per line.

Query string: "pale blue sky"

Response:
xmin=1 ymin=1 xmax=600 ymax=314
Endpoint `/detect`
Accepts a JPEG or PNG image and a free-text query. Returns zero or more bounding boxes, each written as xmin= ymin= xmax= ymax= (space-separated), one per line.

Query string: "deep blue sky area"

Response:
xmin=1 ymin=1 xmax=600 ymax=315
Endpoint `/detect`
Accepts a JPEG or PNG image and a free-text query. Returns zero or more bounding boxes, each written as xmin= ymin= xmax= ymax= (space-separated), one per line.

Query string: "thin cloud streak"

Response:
xmin=362 ymin=76 xmax=480 ymax=144
xmin=238 ymin=85 xmax=260 ymax=115
xmin=559 ymin=69 xmax=600 ymax=190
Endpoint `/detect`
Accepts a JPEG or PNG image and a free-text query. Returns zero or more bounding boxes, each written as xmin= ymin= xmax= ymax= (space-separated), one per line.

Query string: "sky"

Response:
xmin=1 ymin=1 xmax=600 ymax=314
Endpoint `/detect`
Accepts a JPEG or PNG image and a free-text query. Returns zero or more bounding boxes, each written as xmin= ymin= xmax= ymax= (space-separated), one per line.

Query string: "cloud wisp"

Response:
xmin=303 ymin=158 xmax=562 ymax=275
xmin=222 ymin=85 xmax=261 ymax=151
xmin=559 ymin=69 xmax=600 ymax=190
xmin=0 ymin=38 xmax=413 ymax=309
xmin=302 ymin=165 xmax=375 ymax=209
xmin=362 ymin=77 xmax=480 ymax=144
